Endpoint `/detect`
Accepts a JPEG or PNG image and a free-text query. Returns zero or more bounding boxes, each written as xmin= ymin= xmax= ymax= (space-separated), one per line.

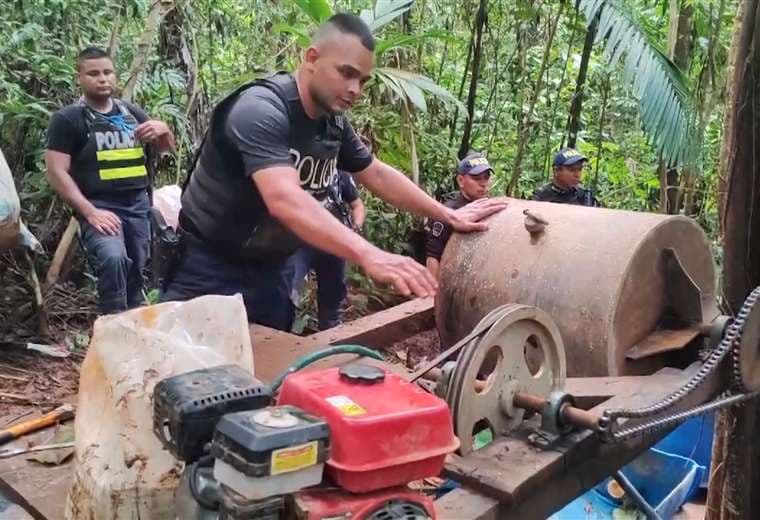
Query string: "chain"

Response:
xmin=599 ymin=286 xmax=760 ymax=442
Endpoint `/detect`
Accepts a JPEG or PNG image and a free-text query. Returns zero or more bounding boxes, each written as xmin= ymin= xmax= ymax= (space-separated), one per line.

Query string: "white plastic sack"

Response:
xmin=0 ymin=147 xmax=21 ymax=252
xmin=65 ymin=294 xmax=255 ymax=520
xmin=153 ymin=184 xmax=182 ymax=230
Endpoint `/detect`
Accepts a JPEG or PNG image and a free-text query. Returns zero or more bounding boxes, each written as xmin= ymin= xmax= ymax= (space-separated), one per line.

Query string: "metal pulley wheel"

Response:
xmin=445 ymin=304 xmax=566 ymax=455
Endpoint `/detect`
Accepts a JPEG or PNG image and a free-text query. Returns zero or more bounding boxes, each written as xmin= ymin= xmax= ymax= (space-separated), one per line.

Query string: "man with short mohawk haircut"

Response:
xmin=161 ymin=13 xmax=506 ymax=330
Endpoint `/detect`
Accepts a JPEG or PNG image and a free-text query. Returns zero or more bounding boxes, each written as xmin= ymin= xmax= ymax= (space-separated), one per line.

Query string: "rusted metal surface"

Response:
xmin=444 ymin=305 xmax=566 ymax=455
xmin=625 ymin=326 xmax=703 ymax=360
xmin=436 ymin=199 xmax=717 ymax=377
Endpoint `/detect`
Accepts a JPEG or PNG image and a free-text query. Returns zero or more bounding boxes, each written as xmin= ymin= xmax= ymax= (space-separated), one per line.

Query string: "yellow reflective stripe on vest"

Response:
xmin=96 ymin=147 xmax=145 ymax=161
xmin=99 ymin=165 xmax=147 ymax=180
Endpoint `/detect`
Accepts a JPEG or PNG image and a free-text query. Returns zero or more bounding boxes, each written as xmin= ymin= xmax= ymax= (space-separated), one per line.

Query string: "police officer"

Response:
xmin=425 ymin=152 xmax=493 ymax=280
xmin=533 ymin=147 xmax=601 ymax=207
xmin=159 ymin=13 xmax=506 ymax=329
xmin=289 ymin=170 xmax=365 ymax=330
xmin=45 ymin=47 xmax=175 ymax=314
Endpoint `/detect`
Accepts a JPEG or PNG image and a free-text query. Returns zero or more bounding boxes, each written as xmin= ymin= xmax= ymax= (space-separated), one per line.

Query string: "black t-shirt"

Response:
xmin=46 ymin=101 xmax=150 ymax=206
xmin=425 ymin=192 xmax=469 ymax=261
xmin=180 ymin=73 xmax=373 ymax=259
xmin=532 ymin=183 xmax=602 ymax=207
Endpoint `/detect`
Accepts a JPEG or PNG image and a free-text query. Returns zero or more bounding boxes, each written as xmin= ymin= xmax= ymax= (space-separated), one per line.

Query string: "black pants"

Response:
xmin=80 ymin=192 xmax=150 ymax=314
xmin=158 ymin=233 xmax=295 ymax=330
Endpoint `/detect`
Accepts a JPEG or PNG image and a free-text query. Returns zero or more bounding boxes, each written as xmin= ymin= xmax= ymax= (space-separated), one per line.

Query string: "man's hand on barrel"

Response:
xmin=446 ymin=197 xmax=508 ymax=233
xmin=359 ymin=246 xmax=438 ymax=298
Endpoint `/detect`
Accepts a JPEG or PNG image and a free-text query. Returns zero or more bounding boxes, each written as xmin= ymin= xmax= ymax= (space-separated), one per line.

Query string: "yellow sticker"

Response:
xmin=326 ymin=395 xmax=366 ymax=416
xmin=271 ymin=441 xmax=318 ymax=475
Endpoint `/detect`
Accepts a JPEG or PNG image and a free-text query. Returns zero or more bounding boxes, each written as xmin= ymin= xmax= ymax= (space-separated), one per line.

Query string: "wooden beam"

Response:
xmin=435 ymin=487 xmax=500 ymax=520
xmin=251 ymin=297 xmax=433 ymax=383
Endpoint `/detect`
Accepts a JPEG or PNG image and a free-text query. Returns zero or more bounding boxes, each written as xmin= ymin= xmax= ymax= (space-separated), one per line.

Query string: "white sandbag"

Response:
xmin=65 ymin=294 xmax=254 ymax=519
xmin=0 ymin=147 xmax=21 ymax=252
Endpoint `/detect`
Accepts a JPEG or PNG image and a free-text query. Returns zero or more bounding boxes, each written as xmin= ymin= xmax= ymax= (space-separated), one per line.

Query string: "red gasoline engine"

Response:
xmin=153 ymin=362 xmax=458 ymax=520
xmin=278 ymin=363 xmax=459 ymax=519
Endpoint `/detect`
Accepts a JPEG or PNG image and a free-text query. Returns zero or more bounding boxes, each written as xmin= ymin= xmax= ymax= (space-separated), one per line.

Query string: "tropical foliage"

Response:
xmin=0 ymin=0 xmax=739 ymax=334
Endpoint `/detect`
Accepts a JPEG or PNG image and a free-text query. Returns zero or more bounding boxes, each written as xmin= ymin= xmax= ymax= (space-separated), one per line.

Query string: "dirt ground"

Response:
xmin=384 ymin=329 xmax=441 ymax=370
xmin=0 ymin=350 xmax=81 ymax=419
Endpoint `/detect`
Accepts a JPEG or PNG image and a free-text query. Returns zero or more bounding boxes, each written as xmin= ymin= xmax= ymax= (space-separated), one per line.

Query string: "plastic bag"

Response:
xmin=65 ymin=294 xmax=255 ymax=519
xmin=0 ymin=147 xmax=21 ymax=252
xmin=152 ymin=184 xmax=182 ymax=230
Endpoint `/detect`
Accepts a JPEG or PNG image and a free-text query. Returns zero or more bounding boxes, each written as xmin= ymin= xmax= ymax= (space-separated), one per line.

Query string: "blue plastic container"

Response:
xmin=655 ymin=412 xmax=714 ymax=487
xmin=551 ymin=448 xmax=705 ymax=519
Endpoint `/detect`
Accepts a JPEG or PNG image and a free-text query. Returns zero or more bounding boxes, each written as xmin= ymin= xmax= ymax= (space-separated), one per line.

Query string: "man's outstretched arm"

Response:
xmin=355 ymin=158 xmax=507 ymax=232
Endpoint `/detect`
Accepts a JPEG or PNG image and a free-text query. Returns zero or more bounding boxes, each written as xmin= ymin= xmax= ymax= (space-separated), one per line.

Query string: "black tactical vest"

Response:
xmin=180 ymin=73 xmax=345 ymax=264
xmin=73 ymin=100 xmax=148 ymax=197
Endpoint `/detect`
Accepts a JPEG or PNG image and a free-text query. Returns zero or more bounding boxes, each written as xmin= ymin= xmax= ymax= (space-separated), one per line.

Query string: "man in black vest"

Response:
xmin=425 ymin=152 xmax=493 ymax=280
xmin=532 ymin=147 xmax=602 ymax=207
xmin=45 ymin=47 xmax=175 ymax=314
xmin=160 ymin=13 xmax=506 ymax=329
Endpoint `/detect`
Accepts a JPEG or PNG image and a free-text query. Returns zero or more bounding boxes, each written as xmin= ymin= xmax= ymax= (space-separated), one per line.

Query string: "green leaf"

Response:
xmin=292 ymin=0 xmax=333 ymax=23
xmin=360 ymin=0 xmax=415 ymax=33
xmin=376 ymin=67 xmax=464 ymax=110
xmin=273 ymin=23 xmax=311 ymax=47
xmin=579 ymin=0 xmax=696 ymax=168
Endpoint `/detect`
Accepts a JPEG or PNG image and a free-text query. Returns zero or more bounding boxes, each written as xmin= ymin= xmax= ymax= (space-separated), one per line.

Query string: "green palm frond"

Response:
xmin=578 ymin=0 xmax=696 ymax=167
xmin=374 ymin=67 xmax=464 ymax=113
xmin=360 ymin=0 xmax=415 ymax=33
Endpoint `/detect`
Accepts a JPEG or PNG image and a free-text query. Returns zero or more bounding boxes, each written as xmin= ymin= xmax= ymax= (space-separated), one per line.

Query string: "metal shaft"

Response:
xmin=422 ymin=369 xmax=600 ymax=431
xmin=513 ymin=392 xmax=601 ymax=431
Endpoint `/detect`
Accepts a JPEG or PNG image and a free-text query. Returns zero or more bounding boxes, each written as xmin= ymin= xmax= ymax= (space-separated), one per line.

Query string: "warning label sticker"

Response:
xmin=271 ymin=441 xmax=318 ymax=475
xmin=326 ymin=395 xmax=367 ymax=416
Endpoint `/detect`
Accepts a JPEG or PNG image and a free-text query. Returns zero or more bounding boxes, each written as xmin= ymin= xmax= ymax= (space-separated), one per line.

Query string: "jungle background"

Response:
xmin=2 ymin=0 xmax=760 ymax=515
xmin=0 ymin=0 xmax=739 ymax=339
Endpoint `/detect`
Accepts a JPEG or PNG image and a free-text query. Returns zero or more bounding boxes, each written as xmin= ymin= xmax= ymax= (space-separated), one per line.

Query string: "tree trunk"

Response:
xmin=566 ymin=14 xmax=597 ymax=148
xmin=160 ymin=1 xmax=206 ymax=177
xmin=107 ymin=1 xmax=125 ymax=59
xmin=457 ymin=0 xmax=488 ymax=159
xmin=659 ymin=0 xmax=694 ymax=214
xmin=706 ymin=1 xmax=760 ymax=518
xmin=448 ymin=28 xmax=475 ymax=145
xmin=717 ymin=0 xmax=748 ymax=234
xmin=121 ymin=0 xmax=176 ymax=102
xmin=506 ymin=4 xmax=562 ymax=194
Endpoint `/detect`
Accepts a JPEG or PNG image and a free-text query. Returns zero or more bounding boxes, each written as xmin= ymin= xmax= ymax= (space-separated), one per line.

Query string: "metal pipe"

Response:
xmin=513 ymin=392 xmax=601 ymax=431
xmin=614 ymin=470 xmax=662 ymax=520
xmin=421 ymin=370 xmax=601 ymax=431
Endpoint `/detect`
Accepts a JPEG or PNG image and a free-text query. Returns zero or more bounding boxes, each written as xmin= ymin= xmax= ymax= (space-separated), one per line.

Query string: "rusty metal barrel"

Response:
xmin=436 ymin=198 xmax=718 ymax=377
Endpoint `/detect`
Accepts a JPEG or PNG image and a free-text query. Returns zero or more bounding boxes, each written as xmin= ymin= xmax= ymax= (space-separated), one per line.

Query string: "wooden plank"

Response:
xmin=0 ymin=412 xmax=73 ymax=520
xmin=435 ymin=487 xmax=500 ymax=520
xmin=251 ymin=297 xmax=433 ymax=384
